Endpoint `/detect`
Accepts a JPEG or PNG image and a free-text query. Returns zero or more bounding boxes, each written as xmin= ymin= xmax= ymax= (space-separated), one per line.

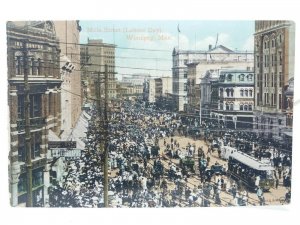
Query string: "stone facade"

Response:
xmin=7 ymin=21 xmax=62 ymax=206
xmin=172 ymin=45 xmax=254 ymax=112
xmin=211 ymin=70 xmax=255 ymax=129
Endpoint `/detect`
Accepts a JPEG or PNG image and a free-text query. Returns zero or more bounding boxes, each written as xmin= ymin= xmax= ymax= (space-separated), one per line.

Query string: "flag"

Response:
xmin=177 ymin=24 xmax=181 ymax=33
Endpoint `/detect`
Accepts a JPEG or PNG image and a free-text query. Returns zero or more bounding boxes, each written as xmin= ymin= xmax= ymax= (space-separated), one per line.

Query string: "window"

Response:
xmin=279 ymin=94 xmax=282 ymax=109
xmin=279 ymin=51 xmax=282 ymax=65
xmin=248 ymin=74 xmax=253 ymax=81
xmin=15 ymin=56 xmax=23 ymax=75
xmin=230 ymin=89 xmax=234 ymax=97
xmin=183 ymin=71 xmax=188 ymax=78
xmin=249 ymin=89 xmax=253 ymax=97
xmin=249 ymin=105 xmax=253 ymax=111
xmin=219 ymin=88 xmax=223 ymax=97
xmin=18 ymin=95 xmax=25 ymax=119
xmin=33 ymin=169 xmax=43 ymax=188
xmin=264 ymin=73 xmax=267 ymax=87
xmin=240 ymin=89 xmax=244 ymax=97
xmin=184 ymin=83 xmax=187 ymax=91
xmin=245 ymin=90 xmax=248 ymax=97
xmin=244 ymin=105 xmax=248 ymax=111
xmin=18 ymin=173 xmax=27 ymax=194
xmin=279 ymin=72 xmax=283 ymax=87
xmin=18 ymin=134 xmax=25 ymax=162
xmin=31 ymin=132 xmax=41 ymax=159
xmin=239 ymin=74 xmax=245 ymax=81
xmin=279 ymin=34 xmax=282 ymax=43
xmin=226 ymin=103 xmax=229 ymax=110
xmin=230 ymin=103 xmax=234 ymax=111
xmin=30 ymin=95 xmax=41 ymax=118
xmin=227 ymin=74 xmax=232 ymax=81
xmin=226 ymin=89 xmax=230 ymax=97
xmin=240 ymin=105 xmax=243 ymax=110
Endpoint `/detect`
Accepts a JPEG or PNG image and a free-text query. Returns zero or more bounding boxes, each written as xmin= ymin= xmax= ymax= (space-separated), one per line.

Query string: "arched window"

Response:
xmin=240 ymin=104 xmax=243 ymax=111
xmin=249 ymin=89 xmax=253 ymax=97
xmin=227 ymin=74 xmax=232 ymax=81
xmin=230 ymin=103 xmax=234 ymax=111
xmin=230 ymin=88 xmax=234 ymax=97
xmin=226 ymin=88 xmax=230 ymax=97
xmin=239 ymin=74 xmax=245 ymax=81
xmin=14 ymin=52 xmax=24 ymax=75
xmin=247 ymin=74 xmax=253 ymax=81
xmin=219 ymin=88 xmax=223 ymax=97
xmin=245 ymin=90 xmax=248 ymax=97
xmin=240 ymin=89 xmax=244 ymax=97
xmin=244 ymin=105 xmax=248 ymax=111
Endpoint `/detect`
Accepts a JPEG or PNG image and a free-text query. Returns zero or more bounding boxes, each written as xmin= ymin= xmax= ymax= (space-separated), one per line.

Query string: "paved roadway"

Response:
xmin=157 ymin=135 xmax=288 ymax=207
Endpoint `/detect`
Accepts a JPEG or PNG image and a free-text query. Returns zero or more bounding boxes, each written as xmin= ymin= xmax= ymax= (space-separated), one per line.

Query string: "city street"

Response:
xmin=48 ymin=98 xmax=291 ymax=207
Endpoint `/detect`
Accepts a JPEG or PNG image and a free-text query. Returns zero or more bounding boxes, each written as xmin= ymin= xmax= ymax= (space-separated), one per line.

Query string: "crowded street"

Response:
xmin=48 ymin=98 xmax=292 ymax=208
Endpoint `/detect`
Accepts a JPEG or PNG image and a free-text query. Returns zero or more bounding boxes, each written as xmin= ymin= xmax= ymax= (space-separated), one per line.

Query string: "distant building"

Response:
xmin=116 ymin=81 xmax=143 ymax=98
xmin=122 ymin=73 xmax=151 ymax=86
xmin=148 ymin=79 xmax=157 ymax=103
xmin=7 ymin=21 xmax=62 ymax=206
xmin=172 ymin=45 xmax=254 ymax=112
xmin=211 ymin=69 xmax=255 ymax=129
xmin=199 ymin=69 xmax=219 ymax=119
xmin=253 ymin=20 xmax=295 ymax=142
xmin=80 ymin=39 xmax=116 ymax=100
xmin=147 ymin=77 xmax=172 ymax=103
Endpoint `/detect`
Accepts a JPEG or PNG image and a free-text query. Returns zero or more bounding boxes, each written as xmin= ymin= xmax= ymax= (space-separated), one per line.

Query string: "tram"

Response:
xmin=227 ymin=151 xmax=275 ymax=191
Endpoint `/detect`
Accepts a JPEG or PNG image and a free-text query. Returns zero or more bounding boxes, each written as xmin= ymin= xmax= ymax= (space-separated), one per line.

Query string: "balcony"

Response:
xmin=17 ymin=117 xmax=46 ymax=131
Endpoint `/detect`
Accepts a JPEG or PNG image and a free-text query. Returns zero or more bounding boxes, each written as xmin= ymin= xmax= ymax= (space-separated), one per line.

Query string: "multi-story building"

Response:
xmin=172 ymin=45 xmax=254 ymax=112
xmin=253 ymin=20 xmax=295 ymax=141
xmin=211 ymin=70 xmax=255 ymax=129
xmin=53 ymin=21 xmax=82 ymax=132
xmin=148 ymin=79 xmax=157 ymax=103
xmin=148 ymin=77 xmax=172 ymax=104
xmin=7 ymin=21 xmax=62 ymax=206
xmin=80 ymin=39 xmax=116 ymax=100
xmin=122 ymin=73 xmax=151 ymax=86
xmin=116 ymin=81 xmax=143 ymax=98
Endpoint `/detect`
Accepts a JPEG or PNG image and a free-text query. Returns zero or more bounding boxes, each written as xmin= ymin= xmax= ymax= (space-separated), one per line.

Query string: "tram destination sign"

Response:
xmin=48 ymin=141 xmax=77 ymax=149
xmin=51 ymin=148 xmax=82 ymax=158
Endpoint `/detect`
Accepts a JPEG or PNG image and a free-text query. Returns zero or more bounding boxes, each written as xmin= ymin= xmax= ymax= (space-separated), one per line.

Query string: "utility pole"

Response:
xmin=103 ymin=64 xmax=109 ymax=207
xmin=22 ymin=40 xmax=33 ymax=207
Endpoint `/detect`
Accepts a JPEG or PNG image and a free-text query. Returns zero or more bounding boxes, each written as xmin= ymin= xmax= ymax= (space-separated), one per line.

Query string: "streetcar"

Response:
xmin=227 ymin=151 xmax=275 ymax=192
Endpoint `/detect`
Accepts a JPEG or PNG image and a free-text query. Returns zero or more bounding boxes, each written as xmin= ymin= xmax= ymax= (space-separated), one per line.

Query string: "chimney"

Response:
xmin=209 ymin=44 xmax=212 ymax=50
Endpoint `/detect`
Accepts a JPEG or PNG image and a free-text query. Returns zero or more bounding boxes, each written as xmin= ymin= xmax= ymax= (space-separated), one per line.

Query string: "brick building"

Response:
xmin=7 ymin=21 xmax=62 ymax=206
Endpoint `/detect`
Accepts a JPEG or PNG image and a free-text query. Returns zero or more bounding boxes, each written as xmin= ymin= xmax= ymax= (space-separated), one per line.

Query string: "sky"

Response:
xmin=79 ymin=21 xmax=254 ymax=79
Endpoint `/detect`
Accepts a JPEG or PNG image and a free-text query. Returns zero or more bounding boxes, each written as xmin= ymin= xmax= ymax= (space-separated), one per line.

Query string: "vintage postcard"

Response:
xmin=7 ymin=20 xmax=294 ymax=207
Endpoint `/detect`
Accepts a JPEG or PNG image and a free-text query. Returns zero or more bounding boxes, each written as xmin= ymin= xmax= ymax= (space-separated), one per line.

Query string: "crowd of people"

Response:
xmin=48 ymin=98 xmax=292 ymax=207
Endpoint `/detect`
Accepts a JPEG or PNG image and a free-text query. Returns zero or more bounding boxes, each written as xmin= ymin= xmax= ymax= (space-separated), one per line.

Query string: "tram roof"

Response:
xmin=230 ymin=151 xmax=274 ymax=171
